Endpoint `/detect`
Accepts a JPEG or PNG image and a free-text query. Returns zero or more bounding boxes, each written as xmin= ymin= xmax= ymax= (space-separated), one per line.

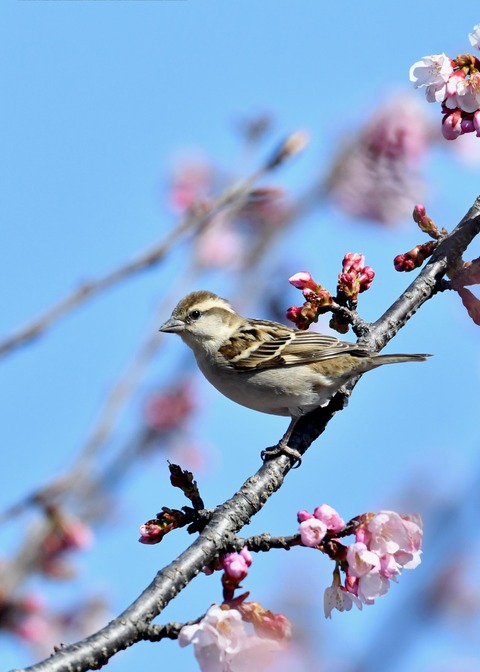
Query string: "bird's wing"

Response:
xmin=219 ymin=320 xmax=370 ymax=370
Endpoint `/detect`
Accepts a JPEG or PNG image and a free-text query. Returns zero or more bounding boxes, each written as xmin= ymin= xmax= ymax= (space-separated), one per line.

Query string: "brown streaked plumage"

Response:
xmin=160 ymin=291 xmax=430 ymax=463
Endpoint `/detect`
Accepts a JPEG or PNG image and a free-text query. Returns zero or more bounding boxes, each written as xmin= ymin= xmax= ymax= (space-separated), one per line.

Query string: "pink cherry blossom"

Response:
xmin=346 ymin=542 xmax=380 ymax=578
xmin=445 ymin=73 xmax=480 ymax=114
xmin=299 ymin=518 xmax=327 ymax=547
xmin=367 ymin=511 xmax=422 ymax=559
xmin=409 ymin=54 xmax=453 ymax=102
xmin=179 ymin=604 xmax=284 ymax=672
xmin=380 ymin=553 xmax=401 ymax=580
xmin=357 ymin=569 xmax=390 ymax=603
xmin=313 ymin=504 xmax=345 ymax=533
xmin=469 ymin=24 xmax=480 ymax=50
xmin=324 ymin=574 xmax=363 ymax=618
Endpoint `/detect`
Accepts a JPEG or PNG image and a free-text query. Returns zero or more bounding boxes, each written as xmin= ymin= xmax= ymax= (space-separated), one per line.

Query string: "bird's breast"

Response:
xmin=194 ymin=353 xmax=336 ymax=418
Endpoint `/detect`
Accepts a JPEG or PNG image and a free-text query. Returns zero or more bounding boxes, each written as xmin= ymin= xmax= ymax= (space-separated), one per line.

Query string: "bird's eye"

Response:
xmin=189 ymin=309 xmax=201 ymax=321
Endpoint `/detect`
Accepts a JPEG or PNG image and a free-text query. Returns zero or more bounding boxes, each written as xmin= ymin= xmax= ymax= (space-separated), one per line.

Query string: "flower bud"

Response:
xmin=289 ymin=271 xmax=317 ymax=291
xmin=442 ymin=110 xmax=463 ymax=140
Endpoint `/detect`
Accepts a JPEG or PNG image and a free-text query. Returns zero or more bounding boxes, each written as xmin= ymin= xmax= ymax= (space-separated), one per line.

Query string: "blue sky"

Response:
xmin=2 ymin=2 xmax=480 ymax=671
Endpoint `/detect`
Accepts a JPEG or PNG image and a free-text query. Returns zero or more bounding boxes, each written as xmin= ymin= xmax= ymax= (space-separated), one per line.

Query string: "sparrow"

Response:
xmin=160 ymin=291 xmax=429 ymax=463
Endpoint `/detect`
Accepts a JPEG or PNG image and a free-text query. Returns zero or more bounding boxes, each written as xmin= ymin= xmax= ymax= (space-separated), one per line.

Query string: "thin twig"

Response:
xmin=0 ymin=171 xmax=265 ymax=359
xmin=11 ymin=196 xmax=480 ymax=672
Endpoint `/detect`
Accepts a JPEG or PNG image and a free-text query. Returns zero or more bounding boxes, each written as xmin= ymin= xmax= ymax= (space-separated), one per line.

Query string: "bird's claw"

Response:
xmin=261 ymin=442 xmax=303 ymax=468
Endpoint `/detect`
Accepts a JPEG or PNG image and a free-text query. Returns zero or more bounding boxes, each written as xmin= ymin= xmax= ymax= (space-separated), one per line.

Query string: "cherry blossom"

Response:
xmin=411 ymin=28 xmax=480 ymax=140
xmin=324 ymin=571 xmax=362 ymax=618
xmin=179 ymin=604 xmax=285 ymax=672
xmin=469 ymin=24 xmax=480 ymax=50
xmin=346 ymin=542 xmax=380 ymax=578
xmin=409 ymin=54 xmax=454 ymax=102
xmin=299 ymin=518 xmax=327 ymax=548
xmin=316 ymin=509 xmax=423 ymax=617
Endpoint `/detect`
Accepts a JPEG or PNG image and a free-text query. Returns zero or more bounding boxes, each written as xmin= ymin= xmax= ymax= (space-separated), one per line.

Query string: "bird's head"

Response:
xmin=160 ymin=291 xmax=241 ymax=354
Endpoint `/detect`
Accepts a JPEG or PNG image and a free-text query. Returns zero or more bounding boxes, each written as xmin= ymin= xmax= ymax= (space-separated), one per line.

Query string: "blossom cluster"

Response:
xmin=145 ymin=380 xmax=197 ymax=436
xmin=298 ymin=506 xmax=423 ymax=618
xmin=337 ymin=253 xmax=375 ymax=301
xmin=286 ymin=254 xmax=374 ymax=333
xmin=286 ymin=271 xmax=333 ymax=330
xmin=180 ymin=548 xmax=292 ymax=670
xmin=179 ymin=604 xmax=290 ymax=672
xmin=325 ymin=94 xmax=429 ymax=225
xmin=39 ymin=512 xmax=93 ymax=579
xmin=410 ymin=25 xmax=480 ymax=140
xmin=393 ymin=241 xmax=435 ymax=272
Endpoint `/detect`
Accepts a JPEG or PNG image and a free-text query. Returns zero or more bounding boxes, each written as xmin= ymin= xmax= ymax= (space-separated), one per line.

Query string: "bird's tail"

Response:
xmin=373 ymin=353 xmax=431 ymax=366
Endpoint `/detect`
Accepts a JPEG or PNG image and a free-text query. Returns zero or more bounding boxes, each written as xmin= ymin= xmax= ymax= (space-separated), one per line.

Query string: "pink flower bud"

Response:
xmin=285 ymin=305 xmax=311 ymax=330
xmin=394 ymin=253 xmax=415 ymax=272
xmin=285 ymin=305 xmax=302 ymax=322
xmin=461 ymin=118 xmax=475 ymax=133
xmin=139 ymin=521 xmax=166 ymax=545
xmin=358 ymin=266 xmax=375 ymax=292
xmin=342 ymin=253 xmax=365 ymax=274
xmin=221 ymin=547 xmax=252 ymax=581
xmin=442 ymin=110 xmax=463 ymax=140
xmin=289 ymin=271 xmax=317 ymax=291
xmin=313 ymin=504 xmax=345 ymax=532
xmin=297 ymin=509 xmax=314 ymax=522
xmin=474 ymin=110 xmax=480 ymax=136
xmin=299 ymin=518 xmax=327 ymax=547
xmin=413 ymin=204 xmax=426 ymax=219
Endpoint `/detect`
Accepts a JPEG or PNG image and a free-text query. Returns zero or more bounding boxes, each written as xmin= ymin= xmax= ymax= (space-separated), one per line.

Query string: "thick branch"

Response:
xmin=12 ymin=457 xmax=293 ymax=672
xmin=12 ymin=196 xmax=480 ymax=672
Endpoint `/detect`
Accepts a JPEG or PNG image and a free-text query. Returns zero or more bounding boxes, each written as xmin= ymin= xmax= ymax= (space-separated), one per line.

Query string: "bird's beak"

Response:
xmin=159 ymin=317 xmax=186 ymax=334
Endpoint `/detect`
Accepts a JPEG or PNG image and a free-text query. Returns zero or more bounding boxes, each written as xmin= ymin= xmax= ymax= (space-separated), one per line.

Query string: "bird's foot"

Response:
xmin=261 ymin=441 xmax=302 ymax=468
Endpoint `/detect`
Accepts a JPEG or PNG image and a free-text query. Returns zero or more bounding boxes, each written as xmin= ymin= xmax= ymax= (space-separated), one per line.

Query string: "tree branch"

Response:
xmin=11 ymin=196 xmax=480 ymax=672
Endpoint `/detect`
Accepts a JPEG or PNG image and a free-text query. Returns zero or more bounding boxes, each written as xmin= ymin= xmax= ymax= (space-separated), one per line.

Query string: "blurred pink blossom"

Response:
xmin=179 ymin=604 xmax=286 ymax=672
xmin=168 ymin=155 xmax=213 ymax=214
xmin=145 ymin=381 xmax=196 ymax=435
xmin=326 ymin=95 xmax=429 ymax=224
xmin=195 ymin=213 xmax=246 ymax=270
